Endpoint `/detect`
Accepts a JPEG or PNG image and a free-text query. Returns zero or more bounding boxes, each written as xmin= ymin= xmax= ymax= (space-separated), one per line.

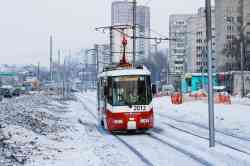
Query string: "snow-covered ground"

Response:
xmin=1 ymin=91 xmax=250 ymax=166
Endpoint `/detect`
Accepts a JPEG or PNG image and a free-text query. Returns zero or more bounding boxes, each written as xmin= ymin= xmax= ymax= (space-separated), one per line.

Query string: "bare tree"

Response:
xmin=138 ymin=51 xmax=168 ymax=83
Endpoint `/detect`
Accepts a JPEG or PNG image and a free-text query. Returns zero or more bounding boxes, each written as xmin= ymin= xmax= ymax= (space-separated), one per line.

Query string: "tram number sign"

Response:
xmin=133 ymin=105 xmax=146 ymax=111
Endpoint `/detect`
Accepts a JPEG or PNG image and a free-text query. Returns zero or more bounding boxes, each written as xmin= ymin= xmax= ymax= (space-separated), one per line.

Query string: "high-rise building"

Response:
xmin=243 ymin=0 xmax=250 ymax=70
xmin=215 ymin=0 xmax=250 ymax=72
xmin=111 ymin=1 xmax=151 ymax=63
xmin=169 ymin=14 xmax=195 ymax=74
xmin=186 ymin=7 xmax=216 ymax=73
xmin=169 ymin=14 xmax=194 ymax=88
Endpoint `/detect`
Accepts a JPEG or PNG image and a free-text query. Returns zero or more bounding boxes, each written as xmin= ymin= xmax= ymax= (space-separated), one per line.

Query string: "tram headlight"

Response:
xmin=113 ymin=119 xmax=123 ymax=124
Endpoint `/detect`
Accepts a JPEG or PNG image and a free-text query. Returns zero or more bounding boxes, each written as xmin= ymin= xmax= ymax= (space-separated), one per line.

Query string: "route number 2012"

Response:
xmin=133 ymin=105 xmax=146 ymax=111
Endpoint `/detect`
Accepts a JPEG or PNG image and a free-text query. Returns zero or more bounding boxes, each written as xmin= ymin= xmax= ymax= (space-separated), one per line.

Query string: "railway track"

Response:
xmin=77 ymin=95 xmax=154 ymax=166
xmin=77 ymin=94 xmax=213 ymax=166
xmin=162 ymin=122 xmax=250 ymax=156
xmin=158 ymin=113 xmax=250 ymax=142
xmin=79 ymin=94 xmax=250 ymax=164
xmin=157 ymin=113 xmax=250 ymax=152
xmin=146 ymin=133 xmax=213 ymax=166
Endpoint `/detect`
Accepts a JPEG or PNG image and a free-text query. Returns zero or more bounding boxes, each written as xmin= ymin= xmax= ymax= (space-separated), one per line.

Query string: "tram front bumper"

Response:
xmin=106 ymin=110 xmax=153 ymax=131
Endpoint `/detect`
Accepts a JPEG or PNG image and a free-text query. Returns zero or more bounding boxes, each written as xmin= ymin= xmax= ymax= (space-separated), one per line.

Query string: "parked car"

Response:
xmin=70 ymin=88 xmax=79 ymax=93
xmin=12 ymin=88 xmax=21 ymax=96
xmin=0 ymin=85 xmax=14 ymax=98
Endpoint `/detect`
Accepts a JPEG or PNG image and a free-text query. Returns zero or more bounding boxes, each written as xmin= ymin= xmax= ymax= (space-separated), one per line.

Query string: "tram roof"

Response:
xmin=98 ymin=66 xmax=151 ymax=78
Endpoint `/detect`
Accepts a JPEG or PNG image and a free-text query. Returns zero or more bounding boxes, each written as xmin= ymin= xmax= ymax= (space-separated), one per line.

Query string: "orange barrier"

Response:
xmin=171 ymin=93 xmax=183 ymax=104
xmin=189 ymin=92 xmax=207 ymax=100
xmin=215 ymin=94 xmax=231 ymax=104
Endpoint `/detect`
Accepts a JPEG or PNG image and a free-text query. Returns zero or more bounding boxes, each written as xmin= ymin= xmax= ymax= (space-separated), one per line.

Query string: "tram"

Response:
xmin=97 ymin=36 xmax=155 ymax=132
xmin=97 ymin=64 xmax=154 ymax=131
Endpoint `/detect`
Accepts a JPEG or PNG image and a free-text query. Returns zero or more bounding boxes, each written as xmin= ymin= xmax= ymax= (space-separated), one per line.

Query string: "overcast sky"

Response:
xmin=0 ymin=0 xmax=207 ymax=66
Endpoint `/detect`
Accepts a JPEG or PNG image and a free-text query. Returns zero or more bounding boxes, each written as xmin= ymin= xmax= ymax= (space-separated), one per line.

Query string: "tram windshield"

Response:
xmin=109 ymin=75 xmax=152 ymax=106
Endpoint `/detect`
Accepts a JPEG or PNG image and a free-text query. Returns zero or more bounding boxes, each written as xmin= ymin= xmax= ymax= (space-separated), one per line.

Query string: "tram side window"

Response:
xmin=146 ymin=76 xmax=152 ymax=102
xmin=106 ymin=77 xmax=113 ymax=104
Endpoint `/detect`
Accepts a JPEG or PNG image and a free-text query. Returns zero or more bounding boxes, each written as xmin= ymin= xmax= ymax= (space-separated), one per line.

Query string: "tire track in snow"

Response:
xmin=162 ymin=122 xmax=250 ymax=156
xmin=158 ymin=113 xmax=250 ymax=142
xmin=77 ymin=94 xmax=154 ymax=166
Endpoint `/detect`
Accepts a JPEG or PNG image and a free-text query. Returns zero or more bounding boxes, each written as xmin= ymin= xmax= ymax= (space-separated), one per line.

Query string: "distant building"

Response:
xmin=243 ymin=0 xmax=250 ymax=70
xmin=96 ymin=44 xmax=110 ymax=73
xmin=169 ymin=14 xmax=194 ymax=88
xmin=215 ymin=0 xmax=250 ymax=71
xmin=186 ymin=7 xmax=216 ymax=73
xmin=169 ymin=14 xmax=194 ymax=74
xmin=111 ymin=1 xmax=151 ymax=63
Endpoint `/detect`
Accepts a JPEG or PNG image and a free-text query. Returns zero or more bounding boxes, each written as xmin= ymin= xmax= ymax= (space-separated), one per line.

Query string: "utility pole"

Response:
xmin=132 ymin=0 xmax=137 ymax=65
xmin=240 ymin=40 xmax=245 ymax=97
xmin=63 ymin=58 xmax=66 ymax=99
xmin=205 ymin=0 xmax=215 ymax=147
xmin=81 ymin=63 xmax=84 ymax=93
xmin=166 ymin=52 xmax=169 ymax=85
xmin=58 ymin=49 xmax=61 ymax=96
xmin=110 ymin=27 xmax=113 ymax=64
xmin=94 ymin=44 xmax=99 ymax=81
xmin=49 ymin=35 xmax=53 ymax=82
xmin=37 ymin=62 xmax=40 ymax=81
xmin=240 ymin=0 xmax=245 ymax=98
xmin=85 ymin=50 xmax=88 ymax=92
xmin=201 ymin=48 xmax=207 ymax=90
xmin=37 ymin=62 xmax=40 ymax=93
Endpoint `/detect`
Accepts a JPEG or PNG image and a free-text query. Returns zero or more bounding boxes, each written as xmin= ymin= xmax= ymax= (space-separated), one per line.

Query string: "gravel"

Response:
xmin=0 ymin=93 xmax=70 ymax=166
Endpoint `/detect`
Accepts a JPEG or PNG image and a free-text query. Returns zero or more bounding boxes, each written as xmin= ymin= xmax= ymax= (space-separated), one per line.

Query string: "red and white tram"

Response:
xmin=97 ymin=64 xmax=154 ymax=132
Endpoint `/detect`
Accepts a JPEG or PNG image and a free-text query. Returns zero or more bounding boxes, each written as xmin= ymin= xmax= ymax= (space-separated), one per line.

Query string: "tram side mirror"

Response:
xmin=152 ymin=84 xmax=157 ymax=95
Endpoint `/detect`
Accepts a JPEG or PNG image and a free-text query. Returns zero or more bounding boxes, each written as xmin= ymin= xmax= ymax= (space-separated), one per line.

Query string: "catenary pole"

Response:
xmin=110 ymin=27 xmax=113 ymax=64
xmin=205 ymin=0 xmax=215 ymax=147
xmin=37 ymin=62 xmax=40 ymax=93
xmin=240 ymin=40 xmax=245 ymax=97
xmin=132 ymin=0 xmax=136 ymax=65
xmin=49 ymin=35 xmax=53 ymax=82
xmin=57 ymin=50 xmax=60 ymax=96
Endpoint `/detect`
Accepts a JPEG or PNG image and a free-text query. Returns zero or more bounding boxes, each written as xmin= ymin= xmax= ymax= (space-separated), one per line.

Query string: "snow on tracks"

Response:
xmin=162 ymin=121 xmax=250 ymax=156
xmin=78 ymin=95 xmax=152 ymax=166
xmin=159 ymin=113 xmax=250 ymax=142
xmin=147 ymin=133 xmax=213 ymax=166
xmin=77 ymin=93 xmax=211 ymax=166
xmin=158 ymin=114 xmax=250 ymax=155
